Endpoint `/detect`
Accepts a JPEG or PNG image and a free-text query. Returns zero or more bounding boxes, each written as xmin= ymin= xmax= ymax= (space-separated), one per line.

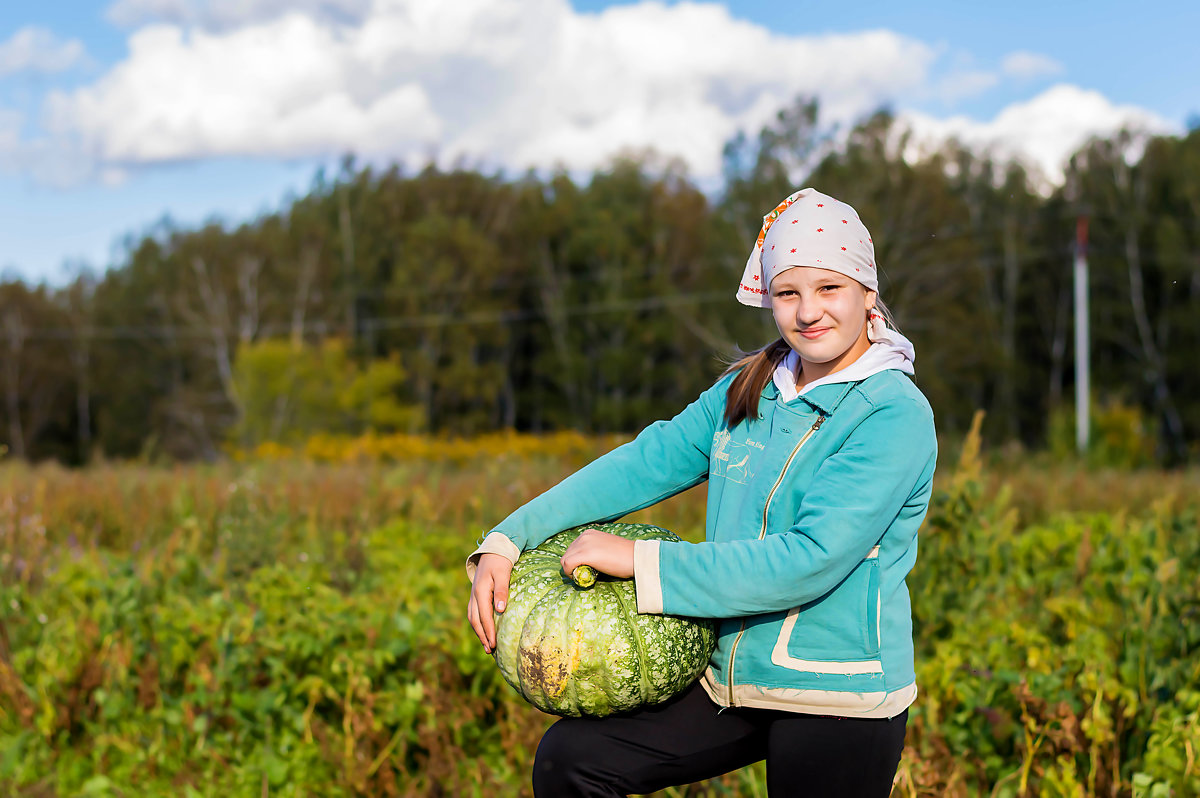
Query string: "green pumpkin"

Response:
xmin=493 ymin=522 xmax=716 ymax=717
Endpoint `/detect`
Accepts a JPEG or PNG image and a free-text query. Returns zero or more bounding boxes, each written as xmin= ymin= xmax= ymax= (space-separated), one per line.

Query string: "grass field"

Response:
xmin=1 ymin=429 xmax=1198 ymax=796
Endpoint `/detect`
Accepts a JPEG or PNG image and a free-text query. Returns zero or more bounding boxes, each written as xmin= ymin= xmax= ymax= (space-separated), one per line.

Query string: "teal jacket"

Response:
xmin=476 ymin=366 xmax=936 ymax=718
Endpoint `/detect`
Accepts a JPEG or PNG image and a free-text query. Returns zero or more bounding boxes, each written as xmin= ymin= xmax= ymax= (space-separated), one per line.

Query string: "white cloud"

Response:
xmin=18 ymin=1 xmax=1180 ymax=192
xmin=106 ymin=0 xmax=372 ymax=31
xmin=918 ymin=49 xmax=1065 ymax=107
xmin=1001 ymin=51 xmax=1064 ymax=81
xmin=0 ymin=26 xmax=88 ymax=76
xmin=0 ymin=109 xmax=22 ymax=161
xmin=43 ymin=0 xmax=935 ymax=183
xmin=45 ymin=16 xmax=440 ymax=172
xmin=105 ymin=0 xmax=192 ymax=28
xmin=0 ymin=135 xmax=100 ymax=189
xmin=933 ymin=70 xmax=1000 ymax=104
xmin=900 ymin=83 xmax=1180 ymax=187
xmin=0 ymin=108 xmax=103 ymax=187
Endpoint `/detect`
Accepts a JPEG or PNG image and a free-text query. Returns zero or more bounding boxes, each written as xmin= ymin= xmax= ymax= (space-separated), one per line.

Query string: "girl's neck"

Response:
xmin=795 ymin=330 xmax=872 ymax=391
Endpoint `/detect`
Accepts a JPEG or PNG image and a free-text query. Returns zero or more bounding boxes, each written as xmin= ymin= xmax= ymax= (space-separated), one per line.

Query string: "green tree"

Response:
xmin=232 ymin=338 xmax=416 ymax=446
xmin=1063 ymin=130 xmax=1191 ymax=461
xmin=0 ymin=281 xmax=73 ymax=460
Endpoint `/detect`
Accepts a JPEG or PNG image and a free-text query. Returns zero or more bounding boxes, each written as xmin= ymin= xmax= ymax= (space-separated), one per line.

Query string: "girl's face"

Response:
xmin=769 ymin=266 xmax=876 ymax=384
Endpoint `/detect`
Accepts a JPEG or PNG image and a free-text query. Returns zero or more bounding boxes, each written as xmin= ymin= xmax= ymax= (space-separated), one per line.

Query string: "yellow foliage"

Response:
xmin=241 ymin=429 xmax=625 ymax=465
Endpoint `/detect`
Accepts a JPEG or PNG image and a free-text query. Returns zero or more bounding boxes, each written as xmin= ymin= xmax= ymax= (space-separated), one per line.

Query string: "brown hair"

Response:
xmin=721 ymin=338 xmax=792 ymax=428
xmin=722 ymin=297 xmax=898 ymax=428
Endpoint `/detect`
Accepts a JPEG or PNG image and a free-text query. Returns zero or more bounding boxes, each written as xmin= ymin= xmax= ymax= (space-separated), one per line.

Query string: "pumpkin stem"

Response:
xmin=571 ymin=565 xmax=597 ymax=589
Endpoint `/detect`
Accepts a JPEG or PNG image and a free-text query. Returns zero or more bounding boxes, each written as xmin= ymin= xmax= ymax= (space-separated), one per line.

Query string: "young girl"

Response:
xmin=467 ymin=188 xmax=937 ymax=797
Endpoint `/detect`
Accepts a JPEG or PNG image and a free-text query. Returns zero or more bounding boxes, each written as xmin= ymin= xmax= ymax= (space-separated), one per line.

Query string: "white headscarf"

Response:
xmin=737 ymin=187 xmax=878 ymax=305
xmin=738 ymin=187 xmax=915 ymax=369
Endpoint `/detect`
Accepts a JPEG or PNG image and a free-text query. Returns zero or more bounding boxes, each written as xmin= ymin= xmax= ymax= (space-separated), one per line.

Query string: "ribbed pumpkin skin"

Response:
xmin=493 ymin=522 xmax=716 ymax=718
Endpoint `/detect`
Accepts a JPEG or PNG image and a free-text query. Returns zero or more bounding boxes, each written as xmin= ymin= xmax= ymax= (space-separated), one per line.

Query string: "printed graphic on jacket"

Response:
xmin=711 ymin=429 xmax=755 ymax=484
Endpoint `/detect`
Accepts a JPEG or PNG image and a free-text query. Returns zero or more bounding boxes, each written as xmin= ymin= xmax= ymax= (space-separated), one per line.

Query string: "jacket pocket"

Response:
xmin=770 ymin=546 xmax=882 ymax=675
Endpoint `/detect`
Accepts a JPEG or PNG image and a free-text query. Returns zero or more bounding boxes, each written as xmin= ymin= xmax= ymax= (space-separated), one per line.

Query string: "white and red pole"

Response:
xmin=1074 ymin=216 xmax=1090 ymax=454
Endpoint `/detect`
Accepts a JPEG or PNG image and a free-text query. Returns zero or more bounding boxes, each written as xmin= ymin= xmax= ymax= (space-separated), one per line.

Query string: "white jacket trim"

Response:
xmin=771 ymin=610 xmax=884 ymax=674
xmin=464 ymin=531 xmax=521 ymax=580
xmin=770 ymin=543 xmax=883 ymax=674
xmin=700 ymin=668 xmax=916 ymax=719
xmin=633 ymin=539 xmax=664 ymax=614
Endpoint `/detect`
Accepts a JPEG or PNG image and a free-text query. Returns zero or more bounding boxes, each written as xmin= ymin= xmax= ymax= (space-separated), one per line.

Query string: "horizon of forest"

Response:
xmin=1 ymin=98 xmax=1196 ymax=465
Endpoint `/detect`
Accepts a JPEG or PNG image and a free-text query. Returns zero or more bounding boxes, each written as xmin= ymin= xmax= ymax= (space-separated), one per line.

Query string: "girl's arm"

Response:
xmin=466 ymin=372 xmax=734 ymax=577
xmin=465 ymin=373 xmax=733 ymax=648
xmin=635 ymin=396 xmax=936 ymax=618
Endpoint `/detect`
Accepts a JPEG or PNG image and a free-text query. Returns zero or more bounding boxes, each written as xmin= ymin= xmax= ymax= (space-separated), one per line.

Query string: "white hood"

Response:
xmin=772 ymin=324 xmax=917 ymax=403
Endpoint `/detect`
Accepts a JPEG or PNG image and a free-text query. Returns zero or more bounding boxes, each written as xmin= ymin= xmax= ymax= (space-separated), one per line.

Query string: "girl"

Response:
xmin=467 ymin=188 xmax=937 ymax=797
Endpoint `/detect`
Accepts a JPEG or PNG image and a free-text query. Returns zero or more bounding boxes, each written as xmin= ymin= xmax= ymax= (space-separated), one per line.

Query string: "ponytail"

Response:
xmin=721 ymin=338 xmax=792 ymax=428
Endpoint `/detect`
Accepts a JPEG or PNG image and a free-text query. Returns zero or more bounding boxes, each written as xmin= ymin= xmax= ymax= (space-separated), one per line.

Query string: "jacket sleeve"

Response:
xmin=479 ymin=374 xmax=732 ymax=559
xmin=648 ymin=395 xmax=936 ymax=618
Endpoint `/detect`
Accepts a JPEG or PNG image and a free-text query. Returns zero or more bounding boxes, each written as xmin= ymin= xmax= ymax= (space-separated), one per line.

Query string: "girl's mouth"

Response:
xmin=799 ymin=327 xmax=829 ymax=339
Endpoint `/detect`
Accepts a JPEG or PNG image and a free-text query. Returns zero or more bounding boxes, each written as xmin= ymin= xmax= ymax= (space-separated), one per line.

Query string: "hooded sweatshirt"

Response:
xmin=468 ymin=333 xmax=935 ymax=718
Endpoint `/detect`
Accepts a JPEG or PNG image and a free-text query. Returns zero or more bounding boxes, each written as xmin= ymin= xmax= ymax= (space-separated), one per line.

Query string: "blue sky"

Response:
xmin=1 ymin=0 xmax=1196 ymax=285
xmin=691 ymin=1 xmax=1200 ymax=122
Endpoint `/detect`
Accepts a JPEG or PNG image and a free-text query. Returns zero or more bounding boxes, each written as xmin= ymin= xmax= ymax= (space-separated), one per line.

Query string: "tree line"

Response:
xmin=2 ymin=100 xmax=1197 ymax=464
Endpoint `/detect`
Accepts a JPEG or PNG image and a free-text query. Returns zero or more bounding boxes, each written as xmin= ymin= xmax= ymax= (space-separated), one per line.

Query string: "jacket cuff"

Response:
xmin=465 ymin=531 xmax=521 ymax=581
xmin=633 ymin=539 xmax=664 ymax=614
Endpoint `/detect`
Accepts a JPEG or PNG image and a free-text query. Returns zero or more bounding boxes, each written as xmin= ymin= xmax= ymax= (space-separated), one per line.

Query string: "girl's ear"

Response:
xmin=864 ymin=289 xmax=878 ymax=312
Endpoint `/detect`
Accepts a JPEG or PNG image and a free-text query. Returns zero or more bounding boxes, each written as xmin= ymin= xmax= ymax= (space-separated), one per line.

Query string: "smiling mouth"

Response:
xmin=799 ymin=327 xmax=829 ymax=339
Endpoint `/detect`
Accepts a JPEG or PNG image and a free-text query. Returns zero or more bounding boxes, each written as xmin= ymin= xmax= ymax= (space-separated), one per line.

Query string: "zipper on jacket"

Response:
xmin=725 ymin=413 xmax=825 ymax=706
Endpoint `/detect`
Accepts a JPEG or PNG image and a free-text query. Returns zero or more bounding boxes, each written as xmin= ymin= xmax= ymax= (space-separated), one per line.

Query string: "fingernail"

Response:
xmin=496 ymin=600 xmax=506 ymax=612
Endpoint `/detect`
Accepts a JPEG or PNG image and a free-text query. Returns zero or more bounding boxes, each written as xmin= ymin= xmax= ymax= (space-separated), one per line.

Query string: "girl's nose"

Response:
xmin=796 ymin=297 xmax=823 ymax=325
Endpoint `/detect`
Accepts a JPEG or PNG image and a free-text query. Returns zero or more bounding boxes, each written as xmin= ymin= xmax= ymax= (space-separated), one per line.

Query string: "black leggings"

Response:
xmin=533 ymin=682 xmax=907 ymax=798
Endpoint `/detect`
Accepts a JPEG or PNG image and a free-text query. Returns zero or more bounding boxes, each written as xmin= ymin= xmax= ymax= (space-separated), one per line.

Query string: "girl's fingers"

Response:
xmin=560 ymin=538 xmax=594 ymax=575
xmin=467 ymin=593 xmax=488 ymax=650
xmin=469 ymin=576 xmax=497 ymax=652
xmin=467 ymin=554 xmax=516 ymax=652
xmin=561 ymin=531 xmax=635 ymax=579
xmin=493 ymin=570 xmax=509 ymax=615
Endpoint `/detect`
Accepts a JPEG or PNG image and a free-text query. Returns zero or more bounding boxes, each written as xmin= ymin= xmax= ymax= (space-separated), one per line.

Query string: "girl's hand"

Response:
xmin=468 ymin=553 xmax=513 ymax=654
xmin=561 ymin=528 xmax=635 ymax=580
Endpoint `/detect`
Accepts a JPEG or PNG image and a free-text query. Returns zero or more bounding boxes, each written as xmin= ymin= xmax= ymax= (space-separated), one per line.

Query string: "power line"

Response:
xmin=10 ymin=237 xmax=1195 ymax=344
xmin=12 ymin=290 xmax=733 ymax=342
